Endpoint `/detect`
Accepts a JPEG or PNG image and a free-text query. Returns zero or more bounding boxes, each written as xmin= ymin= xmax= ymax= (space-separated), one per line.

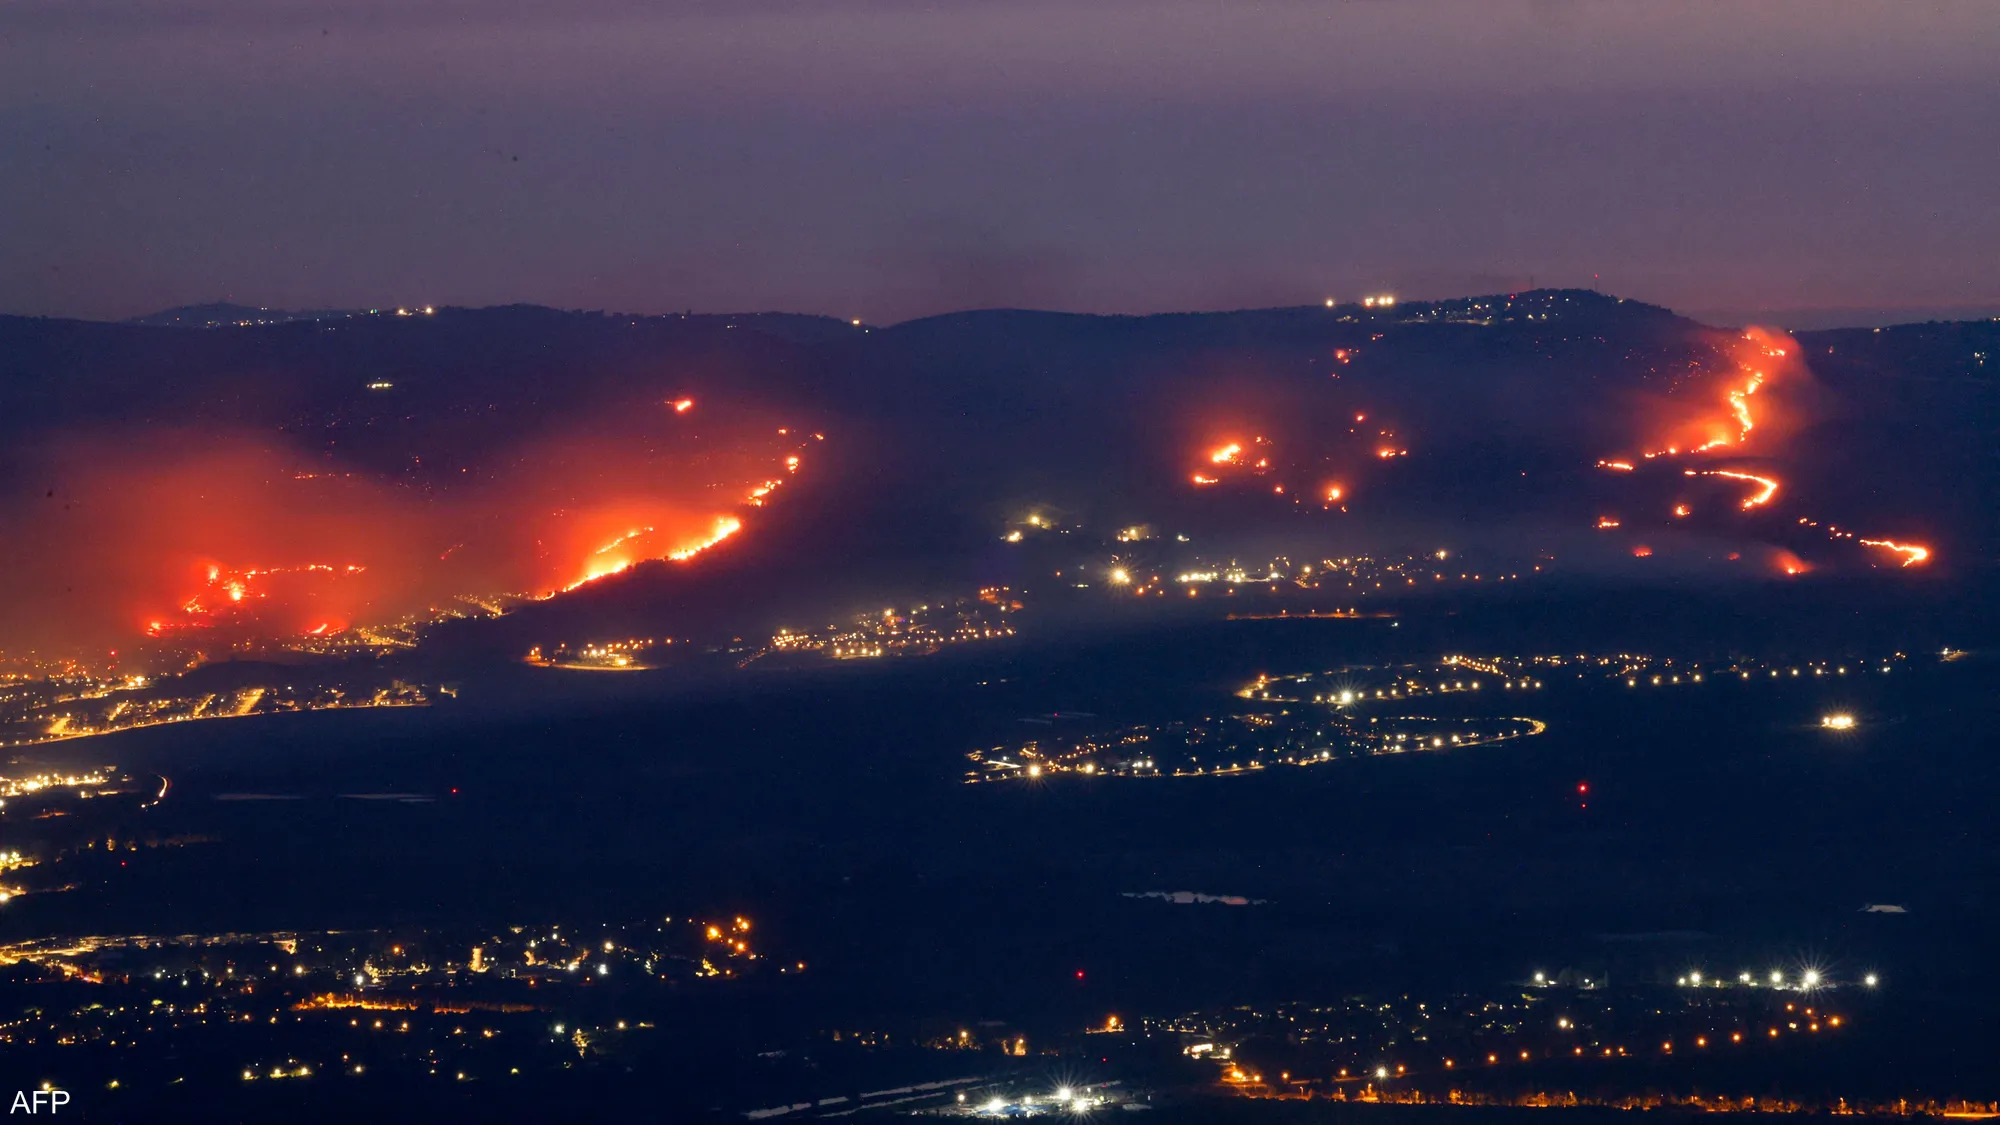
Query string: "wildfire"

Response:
xmin=562 ymin=516 xmax=745 ymax=591
xmin=591 ymin=528 xmax=655 ymax=557
xmin=1209 ymin=443 xmax=1244 ymax=465
xmin=1593 ymin=329 xmax=1934 ymax=574
xmin=1608 ymin=331 xmax=1788 ymax=464
xmin=148 ymin=562 xmax=369 ymax=638
xmin=667 ymin=516 xmax=743 ymax=561
xmin=671 ymin=398 xmax=695 ymax=413
xmin=1727 ymin=369 xmax=1766 ymax=443
xmin=1859 ymin=539 xmax=1929 ymax=567
xmin=1685 ymin=468 xmax=1778 ymax=510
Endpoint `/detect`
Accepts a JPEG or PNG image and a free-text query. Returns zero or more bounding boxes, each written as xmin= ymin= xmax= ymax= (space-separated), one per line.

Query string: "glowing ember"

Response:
xmin=1209 ymin=443 xmax=1244 ymax=465
xmin=1596 ymin=517 xmax=1621 ymax=529
xmin=671 ymin=398 xmax=695 ymax=413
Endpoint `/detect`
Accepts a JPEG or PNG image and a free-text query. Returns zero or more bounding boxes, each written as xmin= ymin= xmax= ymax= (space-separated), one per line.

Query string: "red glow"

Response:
xmin=1631 ymin=545 xmax=1653 ymax=558
xmin=0 ymin=408 xmax=808 ymax=664
xmin=1609 ymin=328 xmax=1797 ymax=469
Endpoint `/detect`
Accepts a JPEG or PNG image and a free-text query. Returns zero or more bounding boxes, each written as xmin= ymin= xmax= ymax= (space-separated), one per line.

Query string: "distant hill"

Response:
xmin=124 ymin=301 xmax=365 ymax=328
xmin=1 ymin=289 xmax=1994 ymax=659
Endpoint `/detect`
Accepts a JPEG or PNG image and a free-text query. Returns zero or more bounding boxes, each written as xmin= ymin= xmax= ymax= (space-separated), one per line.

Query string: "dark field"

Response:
xmin=5 ymin=586 xmax=1996 ymax=1118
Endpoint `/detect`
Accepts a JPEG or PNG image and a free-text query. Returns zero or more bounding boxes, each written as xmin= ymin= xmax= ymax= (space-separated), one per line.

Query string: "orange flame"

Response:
xmin=1688 ymin=469 xmax=1778 ymax=510
xmin=1859 ymin=539 xmax=1929 ymax=567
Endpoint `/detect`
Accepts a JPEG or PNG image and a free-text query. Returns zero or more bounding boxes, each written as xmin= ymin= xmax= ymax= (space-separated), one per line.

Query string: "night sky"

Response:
xmin=5 ymin=0 xmax=1996 ymax=325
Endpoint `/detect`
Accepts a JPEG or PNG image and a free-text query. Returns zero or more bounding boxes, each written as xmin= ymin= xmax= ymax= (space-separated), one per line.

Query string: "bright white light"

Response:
xmin=1770 ymin=971 xmax=1783 ymax=985
xmin=1865 ymin=973 xmax=1878 ymax=987
xmin=1374 ymin=1066 xmax=1389 ymax=1079
xmin=1533 ymin=971 xmax=1545 ymax=984
xmin=1056 ymin=1087 xmax=1073 ymax=1102
xmin=1801 ymin=970 xmax=1820 ymax=988
xmin=984 ymin=1097 xmax=1005 ymax=1113
xmin=1689 ymin=971 xmax=1702 ymax=985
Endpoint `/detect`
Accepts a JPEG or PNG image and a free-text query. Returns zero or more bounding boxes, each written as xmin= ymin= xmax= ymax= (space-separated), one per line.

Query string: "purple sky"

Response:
xmin=4 ymin=0 xmax=1996 ymax=325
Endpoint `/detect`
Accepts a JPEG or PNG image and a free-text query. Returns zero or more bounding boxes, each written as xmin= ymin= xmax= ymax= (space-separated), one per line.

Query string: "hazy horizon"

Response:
xmin=5 ymin=1 xmax=1997 ymax=326
xmin=32 ymin=290 xmax=2000 ymax=335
